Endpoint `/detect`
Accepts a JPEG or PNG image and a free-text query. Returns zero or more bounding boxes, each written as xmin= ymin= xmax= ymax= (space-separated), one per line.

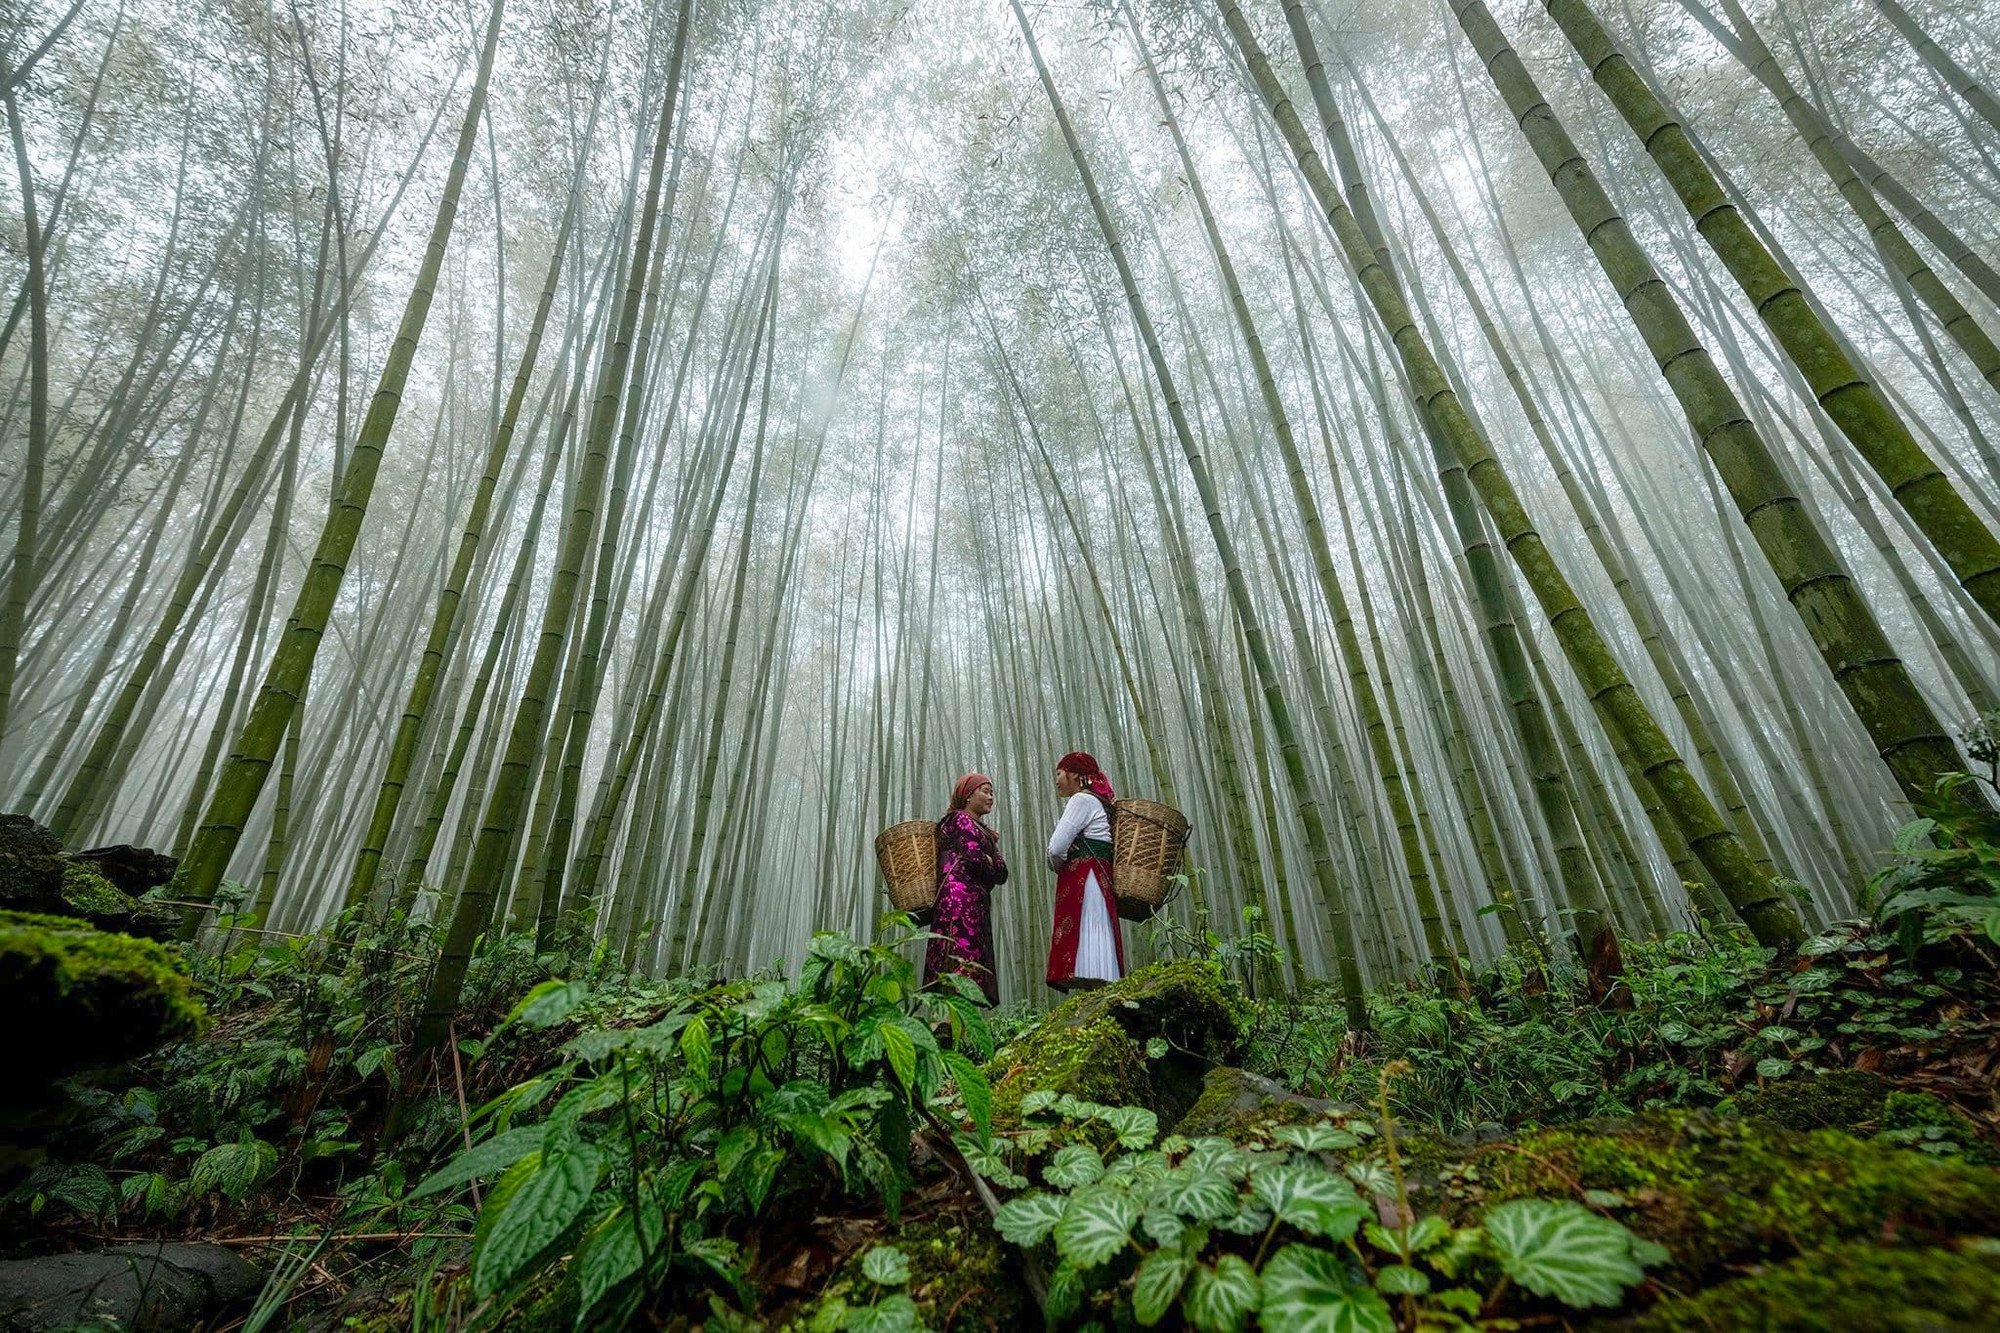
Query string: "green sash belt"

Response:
xmin=1067 ymin=837 xmax=1113 ymax=865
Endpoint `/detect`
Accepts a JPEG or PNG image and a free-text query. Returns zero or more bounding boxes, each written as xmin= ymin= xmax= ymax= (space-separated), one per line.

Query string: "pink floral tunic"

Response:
xmin=924 ymin=810 xmax=1007 ymax=1005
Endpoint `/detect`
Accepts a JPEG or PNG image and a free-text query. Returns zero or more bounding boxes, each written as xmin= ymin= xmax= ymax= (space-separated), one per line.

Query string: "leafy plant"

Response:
xmin=422 ymin=917 xmax=996 ymax=1326
xmin=983 ymin=1065 xmax=1662 ymax=1329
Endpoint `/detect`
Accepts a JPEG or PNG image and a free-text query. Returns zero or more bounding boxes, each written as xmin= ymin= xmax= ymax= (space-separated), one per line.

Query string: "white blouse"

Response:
xmin=1046 ymin=791 xmax=1112 ymax=870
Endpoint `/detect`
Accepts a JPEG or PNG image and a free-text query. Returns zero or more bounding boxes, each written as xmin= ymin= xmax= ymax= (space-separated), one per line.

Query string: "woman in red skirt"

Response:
xmin=1045 ymin=751 xmax=1124 ymax=991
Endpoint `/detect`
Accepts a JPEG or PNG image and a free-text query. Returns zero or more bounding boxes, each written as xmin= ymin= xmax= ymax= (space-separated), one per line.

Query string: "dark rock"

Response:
xmin=0 ymin=814 xmax=64 ymax=918
xmin=0 ymin=1243 xmax=258 ymax=1331
xmin=71 ymin=845 xmax=178 ymax=900
xmin=1174 ymin=1065 xmax=1356 ymax=1139
xmin=0 ymin=816 xmax=177 ymax=938
xmin=0 ymin=815 xmax=61 ymax=861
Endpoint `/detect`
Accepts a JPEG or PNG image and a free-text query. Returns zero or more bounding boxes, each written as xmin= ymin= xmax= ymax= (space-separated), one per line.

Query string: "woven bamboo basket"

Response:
xmin=1110 ymin=799 xmax=1190 ymax=922
xmin=875 ymin=819 xmax=939 ymax=916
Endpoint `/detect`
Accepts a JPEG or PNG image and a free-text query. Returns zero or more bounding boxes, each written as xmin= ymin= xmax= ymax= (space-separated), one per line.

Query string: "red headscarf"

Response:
xmin=951 ymin=772 xmax=993 ymax=811
xmin=1057 ymin=750 xmax=1115 ymax=804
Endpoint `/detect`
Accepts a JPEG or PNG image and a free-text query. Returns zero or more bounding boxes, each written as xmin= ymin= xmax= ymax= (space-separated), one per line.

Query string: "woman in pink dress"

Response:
xmin=924 ymin=772 xmax=1008 ymax=1004
xmin=1045 ymin=751 xmax=1125 ymax=992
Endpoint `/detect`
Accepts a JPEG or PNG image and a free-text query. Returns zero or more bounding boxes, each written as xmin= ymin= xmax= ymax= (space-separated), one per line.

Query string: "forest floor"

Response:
xmin=4 ymin=791 xmax=2000 ymax=1331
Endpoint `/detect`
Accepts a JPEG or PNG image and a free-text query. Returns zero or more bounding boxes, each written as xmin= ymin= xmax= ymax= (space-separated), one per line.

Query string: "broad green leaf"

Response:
xmin=1755 ymin=1057 xmax=1794 ymax=1079
xmin=1180 ymin=1138 xmax=1252 ymax=1180
xmin=1482 ymin=1198 xmax=1655 ymax=1308
xmin=881 ymin=1022 xmax=918 ymax=1092
xmin=1153 ymin=1169 xmax=1239 ymax=1223
xmin=573 ymin=1209 xmax=658 ymax=1327
xmin=1259 ymin=1244 xmax=1392 ymax=1333
xmin=509 ymin=979 xmax=589 ymax=1029
xmin=1045 ymin=1143 xmax=1105 ymax=1189
xmin=1053 ymin=1186 xmax=1140 ymax=1268
xmin=1132 ymin=1247 xmax=1191 ymax=1325
xmin=1180 ymin=1254 xmax=1260 ymax=1333
xmin=845 ymin=1293 xmax=922 ymax=1333
xmin=681 ymin=1015 xmax=713 ymax=1080
xmin=1250 ymin=1162 xmax=1367 ymax=1240
xmin=941 ymin=1051 xmax=992 ymax=1141
xmin=994 ymin=1191 xmax=1065 ymax=1246
xmin=188 ymin=1138 xmax=276 ymax=1201
xmin=413 ymin=1125 xmax=548 ymax=1199
xmin=860 ymin=1245 xmax=910 ymax=1286
xmin=1019 ymin=1089 xmax=1059 ymax=1116
xmin=474 ymin=1144 xmax=603 ymax=1298
xmin=1141 ymin=1203 xmax=1187 ymax=1246
xmin=1099 ymin=1104 xmax=1160 ymax=1150
xmin=1374 ymin=1264 xmax=1429 ymax=1295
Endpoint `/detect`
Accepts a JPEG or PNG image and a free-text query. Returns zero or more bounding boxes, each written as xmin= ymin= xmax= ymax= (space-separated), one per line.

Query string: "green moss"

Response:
xmin=987 ymin=1016 xmax=1153 ymax=1125
xmin=1727 ymin=1069 xmax=1888 ymax=1133
xmin=1459 ymin=1111 xmax=2000 ymax=1284
xmin=1626 ymin=1239 xmax=2000 ymax=1331
xmin=1032 ymin=961 xmax=1247 ymax=1123
xmin=0 ymin=910 xmax=204 ymax=1086
xmin=1880 ymin=1090 xmax=2000 ymax=1166
xmin=1174 ymin=1065 xmax=1353 ymax=1141
xmin=1046 ymin=960 xmax=1246 ymax=1063
xmin=60 ymin=861 xmax=140 ymax=918
xmin=783 ymin=1213 xmax=1029 ymax=1332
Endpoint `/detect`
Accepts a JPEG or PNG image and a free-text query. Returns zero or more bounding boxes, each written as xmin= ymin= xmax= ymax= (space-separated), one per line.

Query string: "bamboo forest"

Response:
xmin=7 ymin=0 xmax=2000 ymax=1325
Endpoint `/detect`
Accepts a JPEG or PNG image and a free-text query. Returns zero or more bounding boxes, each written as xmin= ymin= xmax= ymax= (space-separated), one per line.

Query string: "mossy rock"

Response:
xmin=1 ymin=910 xmax=204 ymax=1089
xmin=1174 ymin=1065 xmax=1357 ymax=1141
xmin=987 ymin=1016 xmax=1153 ymax=1125
xmin=55 ymin=860 xmax=178 ymax=938
xmin=787 ymin=1213 xmax=1030 ymax=1332
xmin=1621 ymin=1238 xmax=2000 ymax=1331
xmin=1728 ymin=1068 xmax=1889 ymax=1133
xmin=1446 ymin=1110 xmax=2000 ymax=1285
xmin=1045 ymin=960 xmax=1245 ymax=1063
xmin=1029 ymin=961 xmax=1247 ymax=1124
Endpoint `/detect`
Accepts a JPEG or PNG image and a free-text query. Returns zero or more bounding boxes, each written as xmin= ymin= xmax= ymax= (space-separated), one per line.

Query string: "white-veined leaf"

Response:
xmin=1259 ymin=1244 xmax=1392 ymax=1333
xmin=861 ymin=1244 xmax=911 ymax=1286
xmin=1180 ymin=1254 xmax=1260 ymax=1333
xmin=1152 ymin=1169 xmax=1238 ymax=1223
xmin=1250 ymin=1162 xmax=1367 ymax=1240
xmin=1053 ymin=1186 xmax=1140 ymax=1268
xmin=993 ymin=1191 xmax=1065 ymax=1246
xmin=1132 ymin=1246 xmax=1191 ymax=1325
xmin=1482 ymin=1198 xmax=1656 ymax=1308
xmin=1044 ymin=1143 xmax=1105 ymax=1189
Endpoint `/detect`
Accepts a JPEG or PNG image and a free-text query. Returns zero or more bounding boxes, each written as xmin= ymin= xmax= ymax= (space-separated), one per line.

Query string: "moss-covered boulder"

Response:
xmin=994 ymin=961 xmax=1246 ymax=1125
xmin=1046 ymin=960 xmax=1244 ymax=1060
xmin=1174 ymin=1065 xmax=1356 ymax=1140
xmin=988 ymin=1016 xmax=1153 ymax=1125
xmin=56 ymin=860 xmax=178 ymax=939
xmin=0 ymin=814 xmax=178 ymax=938
xmin=1622 ymin=1239 xmax=2000 ymax=1331
xmin=2 ymin=910 xmax=204 ymax=1088
xmin=1727 ymin=1068 xmax=1890 ymax=1133
xmin=1432 ymin=1111 xmax=2000 ymax=1287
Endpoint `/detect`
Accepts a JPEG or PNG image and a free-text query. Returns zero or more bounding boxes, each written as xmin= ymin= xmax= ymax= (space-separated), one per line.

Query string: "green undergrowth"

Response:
xmin=1 ymin=778 xmax=1993 ymax=1330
